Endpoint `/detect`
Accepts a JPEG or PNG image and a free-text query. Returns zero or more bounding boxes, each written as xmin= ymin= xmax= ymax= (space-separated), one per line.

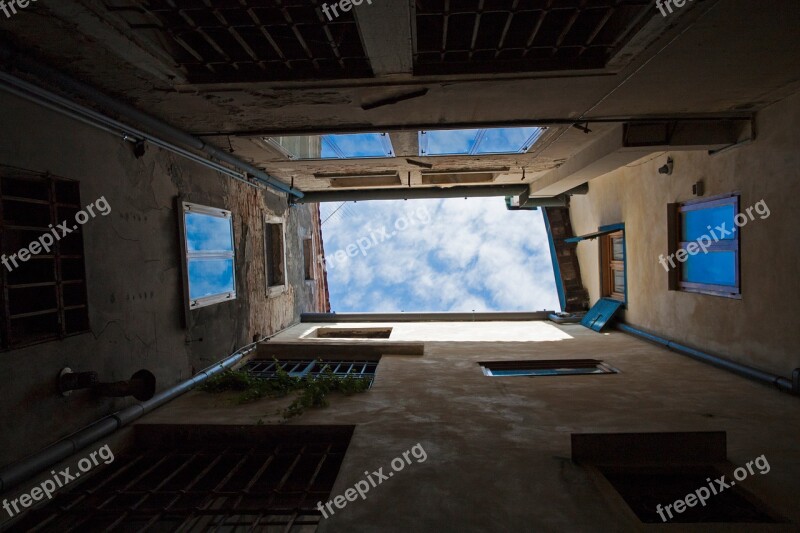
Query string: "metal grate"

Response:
xmin=414 ymin=0 xmax=654 ymax=75
xmin=0 ymin=170 xmax=90 ymax=350
xmin=12 ymin=425 xmax=354 ymax=532
xmin=105 ymin=0 xmax=373 ymax=83
xmin=245 ymin=359 xmax=378 ymax=386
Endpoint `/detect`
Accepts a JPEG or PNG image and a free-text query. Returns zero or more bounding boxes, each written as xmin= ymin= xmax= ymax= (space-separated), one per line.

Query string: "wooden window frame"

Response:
xmin=303 ymin=236 xmax=315 ymax=282
xmin=265 ymin=215 xmax=287 ymax=297
xmin=600 ymin=230 xmax=626 ymax=303
xmin=667 ymin=193 xmax=741 ymax=299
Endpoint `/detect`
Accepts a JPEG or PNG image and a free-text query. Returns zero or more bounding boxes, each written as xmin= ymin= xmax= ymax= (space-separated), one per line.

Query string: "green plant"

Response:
xmin=199 ymin=360 xmax=371 ymax=420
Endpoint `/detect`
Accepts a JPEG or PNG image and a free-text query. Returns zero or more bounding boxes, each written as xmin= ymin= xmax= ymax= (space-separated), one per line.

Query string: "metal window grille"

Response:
xmin=244 ymin=359 xmax=378 ymax=387
xmin=12 ymin=425 xmax=354 ymax=532
xmin=0 ymin=170 xmax=90 ymax=350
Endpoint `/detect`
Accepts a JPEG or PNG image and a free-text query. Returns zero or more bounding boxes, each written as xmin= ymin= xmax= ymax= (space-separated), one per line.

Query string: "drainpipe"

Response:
xmin=616 ymin=323 xmax=799 ymax=396
xmin=0 ymin=48 xmax=303 ymax=198
xmin=0 ymin=329 xmax=285 ymax=493
xmin=291 ymin=184 xmax=529 ymax=204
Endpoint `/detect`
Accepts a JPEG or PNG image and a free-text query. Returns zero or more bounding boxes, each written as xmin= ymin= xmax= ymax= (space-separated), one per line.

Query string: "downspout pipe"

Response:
xmin=0 ymin=335 xmax=271 ymax=493
xmin=292 ymin=184 xmax=529 ymax=204
xmin=0 ymin=47 xmax=303 ymax=198
xmin=0 ymin=72 xmax=260 ymax=190
xmin=617 ymin=323 xmax=799 ymax=396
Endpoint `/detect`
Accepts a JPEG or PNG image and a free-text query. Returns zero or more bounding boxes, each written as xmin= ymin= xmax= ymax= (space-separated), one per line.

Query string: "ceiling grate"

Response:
xmin=414 ymin=0 xmax=654 ymax=75
xmin=105 ymin=0 xmax=373 ymax=83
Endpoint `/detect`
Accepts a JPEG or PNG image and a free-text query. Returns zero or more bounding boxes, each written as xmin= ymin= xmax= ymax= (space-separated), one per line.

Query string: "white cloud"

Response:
xmin=320 ymin=197 xmax=560 ymax=312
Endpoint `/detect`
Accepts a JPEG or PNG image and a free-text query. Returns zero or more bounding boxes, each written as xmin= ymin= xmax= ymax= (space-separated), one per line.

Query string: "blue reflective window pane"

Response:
xmin=612 ymin=237 xmax=625 ymax=260
xmin=682 ymin=251 xmax=736 ymax=286
xmin=321 ymin=133 xmax=392 ymax=158
xmin=491 ymin=368 xmax=603 ymax=376
xmin=185 ymin=213 xmax=233 ymax=252
xmin=475 ymin=127 xmax=540 ymax=154
xmin=682 ymin=205 xmax=735 ymax=241
xmin=188 ymin=259 xmax=235 ymax=299
xmin=422 ymin=129 xmax=480 ymax=155
xmin=613 ymin=270 xmax=625 ymax=293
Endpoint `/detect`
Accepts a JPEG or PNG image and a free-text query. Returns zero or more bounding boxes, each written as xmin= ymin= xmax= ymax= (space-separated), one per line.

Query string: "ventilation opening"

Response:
xmin=311 ymin=327 xmax=393 ymax=339
xmin=327 ymin=174 xmax=402 ymax=188
xmin=421 ymin=172 xmax=495 ymax=185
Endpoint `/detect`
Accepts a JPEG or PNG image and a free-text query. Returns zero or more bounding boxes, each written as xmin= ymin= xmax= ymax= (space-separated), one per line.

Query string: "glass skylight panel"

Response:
xmin=420 ymin=128 xmax=481 ymax=155
xmin=264 ymin=133 xmax=394 ymax=160
xmin=321 ymin=133 xmax=394 ymax=159
xmin=419 ymin=127 xmax=544 ymax=156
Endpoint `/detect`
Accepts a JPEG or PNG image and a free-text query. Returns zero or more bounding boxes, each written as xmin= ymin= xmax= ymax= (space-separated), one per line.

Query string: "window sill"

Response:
xmin=267 ymin=285 xmax=287 ymax=298
xmin=673 ymin=287 xmax=742 ymax=300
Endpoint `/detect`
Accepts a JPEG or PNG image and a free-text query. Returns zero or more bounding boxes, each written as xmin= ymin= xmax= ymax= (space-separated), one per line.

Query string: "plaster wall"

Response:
xmin=140 ymin=321 xmax=800 ymax=531
xmin=0 ymin=93 xmax=323 ymax=468
xmin=276 ymin=321 xmax=571 ymax=343
xmin=571 ymin=90 xmax=800 ymax=377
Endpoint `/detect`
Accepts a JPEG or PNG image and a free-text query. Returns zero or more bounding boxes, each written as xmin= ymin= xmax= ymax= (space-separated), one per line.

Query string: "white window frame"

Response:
xmin=180 ymin=201 xmax=236 ymax=310
xmin=265 ymin=215 xmax=288 ymax=297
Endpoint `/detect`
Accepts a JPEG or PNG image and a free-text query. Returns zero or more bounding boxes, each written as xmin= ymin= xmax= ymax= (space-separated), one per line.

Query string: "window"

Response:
xmin=14 ymin=425 xmax=355 ymax=531
xmin=244 ymin=358 xmax=378 ymax=386
xmin=479 ymin=359 xmax=618 ymax=377
xmin=180 ymin=202 xmax=236 ymax=309
xmin=303 ymin=238 xmax=314 ymax=281
xmin=0 ymin=172 xmax=90 ymax=348
xmin=309 ymin=327 xmax=393 ymax=339
xmin=669 ymin=194 xmax=740 ymax=298
xmin=573 ymin=432 xmax=782 ymax=524
xmin=419 ymin=127 xmax=544 ymax=156
xmin=265 ymin=217 xmax=286 ymax=293
xmin=600 ymin=230 xmax=626 ymax=302
xmin=601 ymin=466 xmax=779 ymax=523
xmin=264 ymin=133 xmax=394 ymax=160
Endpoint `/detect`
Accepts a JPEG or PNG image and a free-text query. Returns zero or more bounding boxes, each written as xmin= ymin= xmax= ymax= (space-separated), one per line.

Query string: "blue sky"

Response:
xmin=185 ymin=212 xmax=235 ymax=299
xmin=421 ymin=127 xmax=542 ymax=155
xmin=320 ymin=197 xmax=560 ymax=312
xmin=321 ymin=133 xmax=391 ymax=158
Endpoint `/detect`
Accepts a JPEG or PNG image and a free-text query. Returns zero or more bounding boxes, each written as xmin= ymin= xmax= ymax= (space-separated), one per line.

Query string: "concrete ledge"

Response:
xmin=301 ymin=311 xmax=552 ymax=322
xmin=572 ymin=431 xmax=727 ymax=466
xmin=256 ymin=341 xmax=425 ymax=358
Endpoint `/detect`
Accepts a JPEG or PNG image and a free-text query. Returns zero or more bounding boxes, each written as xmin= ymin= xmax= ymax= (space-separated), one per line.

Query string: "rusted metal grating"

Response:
xmin=105 ymin=0 xmax=373 ymax=83
xmin=0 ymin=170 xmax=90 ymax=350
xmin=414 ymin=0 xmax=654 ymax=75
xmin=13 ymin=425 xmax=354 ymax=532
xmin=245 ymin=358 xmax=378 ymax=386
